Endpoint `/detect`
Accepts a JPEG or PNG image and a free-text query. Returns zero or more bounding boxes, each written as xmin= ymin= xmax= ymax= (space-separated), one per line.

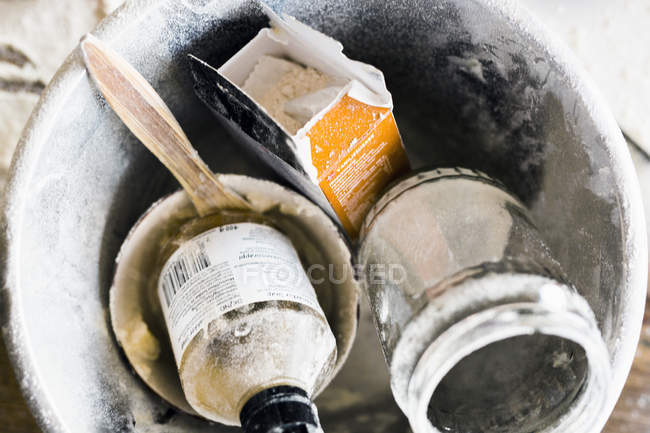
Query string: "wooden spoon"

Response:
xmin=80 ymin=33 xmax=252 ymax=216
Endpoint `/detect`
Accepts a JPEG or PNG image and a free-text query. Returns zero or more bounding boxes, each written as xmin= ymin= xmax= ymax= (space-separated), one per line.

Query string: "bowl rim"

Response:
xmin=0 ymin=0 xmax=646 ymax=432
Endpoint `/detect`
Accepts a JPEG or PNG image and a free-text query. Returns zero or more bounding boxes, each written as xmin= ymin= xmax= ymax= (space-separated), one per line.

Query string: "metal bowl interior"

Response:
xmin=0 ymin=0 xmax=645 ymax=432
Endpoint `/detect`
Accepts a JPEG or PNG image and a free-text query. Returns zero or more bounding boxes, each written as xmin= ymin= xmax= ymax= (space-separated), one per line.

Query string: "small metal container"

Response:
xmin=358 ymin=168 xmax=610 ymax=433
xmin=108 ymin=177 xmax=360 ymax=421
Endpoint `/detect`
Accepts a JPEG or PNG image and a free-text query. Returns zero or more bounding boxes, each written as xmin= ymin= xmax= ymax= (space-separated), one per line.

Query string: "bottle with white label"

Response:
xmin=80 ymin=34 xmax=336 ymax=432
xmin=156 ymin=210 xmax=337 ymax=433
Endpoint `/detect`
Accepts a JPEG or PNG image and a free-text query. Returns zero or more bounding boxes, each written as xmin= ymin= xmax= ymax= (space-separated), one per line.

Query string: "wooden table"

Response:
xmin=1 ymin=297 xmax=649 ymax=432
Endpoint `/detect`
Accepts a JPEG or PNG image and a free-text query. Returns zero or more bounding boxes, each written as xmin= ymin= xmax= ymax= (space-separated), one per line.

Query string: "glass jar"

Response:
xmin=357 ymin=168 xmax=610 ymax=433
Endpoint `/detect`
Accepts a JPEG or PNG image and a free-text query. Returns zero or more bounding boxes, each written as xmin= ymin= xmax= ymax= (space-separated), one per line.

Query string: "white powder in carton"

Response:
xmin=242 ymin=55 xmax=345 ymax=135
xmin=198 ymin=7 xmax=410 ymax=238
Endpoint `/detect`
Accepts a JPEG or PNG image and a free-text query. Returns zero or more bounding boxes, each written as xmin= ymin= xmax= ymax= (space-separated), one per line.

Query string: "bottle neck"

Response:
xmin=240 ymin=386 xmax=323 ymax=433
xmin=399 ymin=268 xmax=610 ymax=433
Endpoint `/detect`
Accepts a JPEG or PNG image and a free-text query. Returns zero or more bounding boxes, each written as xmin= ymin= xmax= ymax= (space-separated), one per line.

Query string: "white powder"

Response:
xmin=0 ymin=0 xmax=124 ymax=195
xmin=242 ymin=55 xmax=343 ymax=135
xmin=99 ymin=0 xmax=124 ymax=15
xmin=179 ymin=304 xmax=337 ymax=425
xmin=448 ymin=56 xmax=487 ymax=83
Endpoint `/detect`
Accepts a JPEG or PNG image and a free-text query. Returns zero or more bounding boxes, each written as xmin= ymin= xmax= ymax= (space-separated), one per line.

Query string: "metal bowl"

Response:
xmin=1 ymin=0 xmax=646 ymax=432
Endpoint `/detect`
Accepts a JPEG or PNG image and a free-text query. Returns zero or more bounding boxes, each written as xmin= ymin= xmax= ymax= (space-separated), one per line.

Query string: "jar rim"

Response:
xmin=406 ymin=301 xmax=611 ymax=433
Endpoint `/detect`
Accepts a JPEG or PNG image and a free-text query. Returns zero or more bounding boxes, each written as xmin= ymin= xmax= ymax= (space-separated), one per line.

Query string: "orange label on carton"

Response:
xmin=307 ymin=95 xmax=410 ymax=238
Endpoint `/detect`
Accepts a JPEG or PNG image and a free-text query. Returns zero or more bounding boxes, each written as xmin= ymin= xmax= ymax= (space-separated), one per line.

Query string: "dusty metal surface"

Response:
xmin=0 ymin=0 xmax=646 ymax=432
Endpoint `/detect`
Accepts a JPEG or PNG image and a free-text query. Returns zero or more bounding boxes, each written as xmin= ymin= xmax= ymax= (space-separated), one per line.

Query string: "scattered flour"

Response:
xmin=99 ymin=0 xmax=124 ymax=16
xmin=0 ymin=0 xmax=125 ymax=195
xmin=448 ymin=55 xmax=487 ymax=83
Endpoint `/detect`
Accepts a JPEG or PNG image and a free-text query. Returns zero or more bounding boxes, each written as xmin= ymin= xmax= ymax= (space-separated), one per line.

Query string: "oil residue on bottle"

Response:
xmin=157 ymin=210 xmax=337 ymax=432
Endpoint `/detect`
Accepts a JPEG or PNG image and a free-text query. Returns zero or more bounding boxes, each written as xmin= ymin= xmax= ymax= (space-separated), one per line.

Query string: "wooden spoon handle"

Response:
xmin=80 ymin=34 xmax=252 ymax=216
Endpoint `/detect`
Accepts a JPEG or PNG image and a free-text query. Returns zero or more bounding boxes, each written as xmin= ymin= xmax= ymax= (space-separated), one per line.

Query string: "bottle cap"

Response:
xmin=240 ymin=386 xmax=323 ymax=433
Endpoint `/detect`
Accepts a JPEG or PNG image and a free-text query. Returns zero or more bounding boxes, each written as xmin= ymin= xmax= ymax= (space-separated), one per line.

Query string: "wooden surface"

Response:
xmin=604 ymin=296 xmax=650 ymax=433
xmin=0 ymin=297 xmax=648 ymax=432
xmin=0 ymin=339 xmax=40 ymax=433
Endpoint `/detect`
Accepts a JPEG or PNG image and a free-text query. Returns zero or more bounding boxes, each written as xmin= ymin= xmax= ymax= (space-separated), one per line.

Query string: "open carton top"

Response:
xmin=218 ymin=4 xmax=393 ymax=117
xmin=189 ymin=4 xmax=410 ymax=239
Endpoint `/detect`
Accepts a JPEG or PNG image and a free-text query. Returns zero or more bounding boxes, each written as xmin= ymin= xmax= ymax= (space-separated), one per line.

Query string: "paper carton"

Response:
xmin=190 ymin=5 xmax=410 ymax=238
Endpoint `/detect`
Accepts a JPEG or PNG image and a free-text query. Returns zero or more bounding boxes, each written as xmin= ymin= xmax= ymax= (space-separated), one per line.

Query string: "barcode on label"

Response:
xmin=161 ymin=247 xmax=211 ymax=308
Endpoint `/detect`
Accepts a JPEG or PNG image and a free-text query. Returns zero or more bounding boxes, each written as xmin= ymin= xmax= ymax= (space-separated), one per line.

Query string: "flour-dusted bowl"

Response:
xmin=1 ymin=1 xmax=646 ymax=432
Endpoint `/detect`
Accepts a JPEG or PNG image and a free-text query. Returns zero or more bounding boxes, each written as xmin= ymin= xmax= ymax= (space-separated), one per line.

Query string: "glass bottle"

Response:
xmin=357 ymin=168 xmax=611 ymax=433
xmin=156 ymin=210 xmax=337 ymax=432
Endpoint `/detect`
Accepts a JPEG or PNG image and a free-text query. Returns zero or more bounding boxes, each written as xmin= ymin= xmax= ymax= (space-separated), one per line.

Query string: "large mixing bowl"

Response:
xmin=1 ymin=0 xmax=646 ymax=432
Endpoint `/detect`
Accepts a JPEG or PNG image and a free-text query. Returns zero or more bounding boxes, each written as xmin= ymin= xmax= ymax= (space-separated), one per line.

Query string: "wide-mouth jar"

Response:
xmin=358 ymin=168 xmax=611 ymax=433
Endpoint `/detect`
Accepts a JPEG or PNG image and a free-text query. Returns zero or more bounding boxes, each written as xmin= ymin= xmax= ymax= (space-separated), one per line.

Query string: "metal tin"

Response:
xmin=0 ymin=0 xmax=646 ymax=432
xmin=108 ymin=178 xmax=360 ymax=421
